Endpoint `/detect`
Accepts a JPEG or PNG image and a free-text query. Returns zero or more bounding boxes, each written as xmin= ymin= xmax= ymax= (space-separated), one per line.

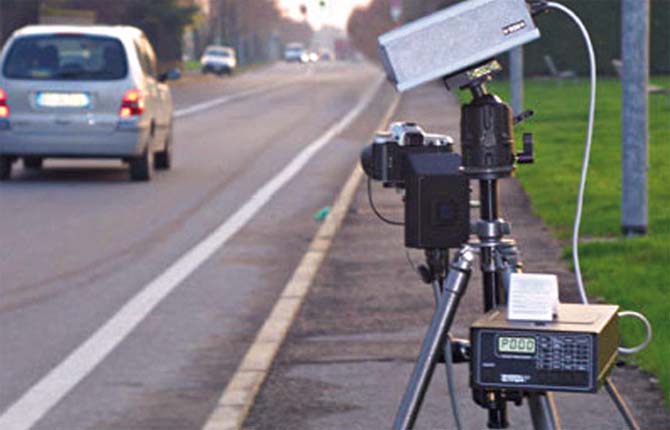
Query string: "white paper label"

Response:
xmin=507 ymin=273 xmax=559 ymax=321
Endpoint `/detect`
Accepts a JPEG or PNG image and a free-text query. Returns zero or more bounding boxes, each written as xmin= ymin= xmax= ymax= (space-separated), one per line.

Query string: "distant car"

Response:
xmin=200 ymin=45 xmax=236 ymax=76
xmin=284 ymin=43 xmax=306 ymax=63
xmin=308 ymin=52 xmax=319 ymax=63
xmin=0 ymin=25 xmax=179 ymax=181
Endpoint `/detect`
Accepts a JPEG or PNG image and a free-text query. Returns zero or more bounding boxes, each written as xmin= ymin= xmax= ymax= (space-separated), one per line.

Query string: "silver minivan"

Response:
xmin=0 ymin=25 xmax=178 ymax=181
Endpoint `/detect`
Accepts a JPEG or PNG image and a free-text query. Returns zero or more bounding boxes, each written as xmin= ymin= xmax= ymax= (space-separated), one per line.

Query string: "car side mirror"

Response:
xmin=158 ymin=68 xmax=181 ymax=82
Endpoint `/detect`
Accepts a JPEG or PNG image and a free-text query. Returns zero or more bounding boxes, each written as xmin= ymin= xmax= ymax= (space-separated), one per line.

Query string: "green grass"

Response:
xmin=473 ymin=77 xmax=669 ymax=401
xmin=183 ymin=60 xmax=202 ymax=71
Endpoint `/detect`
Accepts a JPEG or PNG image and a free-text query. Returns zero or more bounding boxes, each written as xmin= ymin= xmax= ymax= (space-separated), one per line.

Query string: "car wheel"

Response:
xmin=23 ymin=157 xmax=43 ymax=170
xmin=129 ymin=146 xmax=154 ymax=181
xmin=154 ymin=129 xmax=173 ymax=170
xmin=0 ymin=156 xmax=12 ymax=181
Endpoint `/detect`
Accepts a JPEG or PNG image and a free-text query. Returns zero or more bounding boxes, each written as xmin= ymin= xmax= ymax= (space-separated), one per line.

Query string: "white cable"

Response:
xmin=444 ymin=336 xmax=463 ymax=430
xmin=546 ymin=1 xmax=596 ymax=305
xmin=617 ymin=311 xmax=653 ymax=355
xmin=546 ymin=2 xmax=652 ymax=355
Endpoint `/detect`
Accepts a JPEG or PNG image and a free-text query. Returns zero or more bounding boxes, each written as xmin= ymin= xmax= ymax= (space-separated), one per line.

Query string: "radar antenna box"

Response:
xmin=379 ymin=0 xmax=540 ymax=91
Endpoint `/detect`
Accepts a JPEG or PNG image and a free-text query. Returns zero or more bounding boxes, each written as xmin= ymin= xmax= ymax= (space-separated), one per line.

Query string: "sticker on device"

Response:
xmin=501 ymin=374 xmax=531 ymax=384
xmin=502 ymin=20 xmax=527 ymax=36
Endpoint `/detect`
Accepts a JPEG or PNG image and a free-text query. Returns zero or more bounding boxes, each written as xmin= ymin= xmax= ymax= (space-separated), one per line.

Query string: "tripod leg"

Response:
xmin=527 ymin=392 xmax=560 ymax=430
xmin=604 ymin=377 xmax=640 ymax=430
xmin=393 ymin=246 xmax=476 ymax=430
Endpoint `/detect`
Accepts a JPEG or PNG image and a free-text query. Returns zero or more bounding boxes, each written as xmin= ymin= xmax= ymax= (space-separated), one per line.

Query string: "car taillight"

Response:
xmin=0 ymin=89 xmax=10 ymax=118
xmin=119 ymin=89 xmax=144 ymax=118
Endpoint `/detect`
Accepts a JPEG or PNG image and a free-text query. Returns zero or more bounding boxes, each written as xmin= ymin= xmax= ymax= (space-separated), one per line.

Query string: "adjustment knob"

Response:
xmin=517 ymin=133 xmax=534 ymax=164
xmin=513 ymin=109 xmax=534 ymax=125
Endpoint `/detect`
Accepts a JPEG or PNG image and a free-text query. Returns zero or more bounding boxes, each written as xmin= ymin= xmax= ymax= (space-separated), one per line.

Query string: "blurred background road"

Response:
xmin=0 ymin=61 xmax=394 ymax=430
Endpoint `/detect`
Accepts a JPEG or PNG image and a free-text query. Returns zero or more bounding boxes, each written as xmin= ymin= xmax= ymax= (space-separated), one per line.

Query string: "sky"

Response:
xmin=276 ymin=0 xmax=373 ymax=29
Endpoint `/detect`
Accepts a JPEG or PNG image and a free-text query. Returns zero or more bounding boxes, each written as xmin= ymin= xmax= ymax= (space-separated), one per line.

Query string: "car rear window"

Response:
xmin=205 ymin=49 xmax=230 ymax=57
xmin=3 ymin=34 xmax=127 ymax=80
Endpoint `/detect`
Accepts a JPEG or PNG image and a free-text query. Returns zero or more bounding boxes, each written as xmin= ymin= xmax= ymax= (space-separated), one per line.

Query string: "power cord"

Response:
xmin=445 ymin=335 xmax=463 ymax=430
xmin=367 ymin=177 xmax=404 ymax=225
xmin=405 ymin=248 xmax=419 ymax=274
xmin=546 ymin=2 xmax=652 ymax=354
xmin=546 ymin=1 xmax=595 ymax=305
xmin=617 ymin=311 xmax=653 ymax=355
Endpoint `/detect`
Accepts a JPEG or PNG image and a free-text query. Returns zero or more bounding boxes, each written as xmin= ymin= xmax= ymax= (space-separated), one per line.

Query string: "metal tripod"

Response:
xmin=393 ymin=178 xmax=561 ymax=430
xmin=391 ymin=74 xmax=640 ymax=429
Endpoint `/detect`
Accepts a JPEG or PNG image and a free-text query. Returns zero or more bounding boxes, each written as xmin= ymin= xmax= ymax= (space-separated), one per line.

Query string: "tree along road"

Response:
xmin=0 ymin=62 xmax=394 ymax=430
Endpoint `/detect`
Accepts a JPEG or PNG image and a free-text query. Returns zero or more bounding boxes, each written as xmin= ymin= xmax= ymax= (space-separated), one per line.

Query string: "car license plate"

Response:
xmin=35 ymin=92 xmax=91 ymax=109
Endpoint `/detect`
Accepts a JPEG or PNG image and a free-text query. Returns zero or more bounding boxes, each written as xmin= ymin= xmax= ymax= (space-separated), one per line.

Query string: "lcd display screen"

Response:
xmin=497 ymin=336 xmax=536 ymax=354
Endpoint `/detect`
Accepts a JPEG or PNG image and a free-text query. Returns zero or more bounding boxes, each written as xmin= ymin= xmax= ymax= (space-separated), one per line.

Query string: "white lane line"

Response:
xmin=174 ymin=83 xmax=282 ymax=119
xmin=201 ymin=94 xmax=400 ymax=430
xmin=0 ymin=74 xmax=385 ymax=430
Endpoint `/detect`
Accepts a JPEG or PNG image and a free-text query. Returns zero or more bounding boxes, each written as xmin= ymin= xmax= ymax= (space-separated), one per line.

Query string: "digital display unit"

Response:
xmin=497 ymin=336 xmax=536 ymax=354
xmin=471 ymin=304 xmax=619 ymax=393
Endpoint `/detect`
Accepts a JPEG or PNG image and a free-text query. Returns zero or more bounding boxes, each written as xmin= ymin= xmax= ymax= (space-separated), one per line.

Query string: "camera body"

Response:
xmin=362 ymin=122 xmax=454 ymax=187
xmin=404 ymin=152 xmax=470 ymax=249
xmin=361 ymin=122 xmax=470 ymax=249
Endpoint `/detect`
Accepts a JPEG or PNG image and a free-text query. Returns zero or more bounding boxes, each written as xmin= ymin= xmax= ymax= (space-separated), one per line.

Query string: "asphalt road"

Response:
xmin=0 ymin=62 xmax=393 ymax=430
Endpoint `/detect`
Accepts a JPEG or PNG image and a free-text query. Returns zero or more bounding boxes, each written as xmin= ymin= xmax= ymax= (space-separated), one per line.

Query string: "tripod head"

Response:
xmin=445 ymin=60 xmax=535 ymax=180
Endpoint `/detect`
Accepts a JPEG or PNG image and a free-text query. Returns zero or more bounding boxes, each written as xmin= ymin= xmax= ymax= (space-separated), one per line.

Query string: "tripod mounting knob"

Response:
xmin=417 ymin=264 xmax=434 ymax=284
xmin=474 ymin=219 xmax=511 ymax=241
xmin=513 ymin=109 xmax=534 ymax=125
xmin=516 ymin=133 xmax=534 ymax=164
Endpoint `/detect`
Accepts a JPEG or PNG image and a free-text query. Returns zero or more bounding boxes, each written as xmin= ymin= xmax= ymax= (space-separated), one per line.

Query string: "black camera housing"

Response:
xmin=404 ymin=152 xmax=470 ymax=249
xmin=361 ymin=122 xmax=454 ymax=187
xmin=361 ymin=122 xmax=470 ymax=250
xmin=365 ymin=137 xmax=451 ymax=187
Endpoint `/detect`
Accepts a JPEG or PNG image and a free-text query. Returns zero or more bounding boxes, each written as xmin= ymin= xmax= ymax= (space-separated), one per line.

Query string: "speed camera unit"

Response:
xmin=378 ymin=0 xmax=541 ymax=91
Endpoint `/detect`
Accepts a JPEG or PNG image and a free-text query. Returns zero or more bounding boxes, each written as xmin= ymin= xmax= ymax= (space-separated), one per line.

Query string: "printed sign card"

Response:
xmin=507 ymin=273 xmax=559 ymax=321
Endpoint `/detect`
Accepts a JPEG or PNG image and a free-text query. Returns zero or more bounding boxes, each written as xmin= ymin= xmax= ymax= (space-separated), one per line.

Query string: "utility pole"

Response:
xmin=215 ymin=0 xmax=223 ymax=44
xmin=621 ymin=0 xmax=649 ymax=236
xmin=509 ymin=47 xmax=523 ymax=115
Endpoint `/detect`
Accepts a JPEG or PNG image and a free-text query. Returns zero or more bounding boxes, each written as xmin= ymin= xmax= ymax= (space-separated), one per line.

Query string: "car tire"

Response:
xmin=0 ymin=156 xmax=12 ymax=181
xmin=23 ymin=157 xmax=43 ymax=170
xmin=154 ymin=129 xmax=173 ymax=170
xmin=129 ymin=146 xmax=154 ymax=181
